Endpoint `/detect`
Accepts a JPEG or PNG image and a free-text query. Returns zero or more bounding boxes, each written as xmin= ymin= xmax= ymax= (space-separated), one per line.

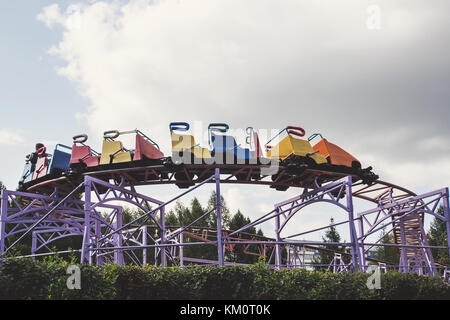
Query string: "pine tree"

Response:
xmin=427 ymin=206 xmax=450 ymax=267
xmin=227 ymin=210 xmax=259 ymax=264
xmin=312 ymin=218 xmax=345 ymax=270
xmin=206 ymin=191 xmax=231 ymax=229
xmin=375 ymin=227 xmax=400 ymax=264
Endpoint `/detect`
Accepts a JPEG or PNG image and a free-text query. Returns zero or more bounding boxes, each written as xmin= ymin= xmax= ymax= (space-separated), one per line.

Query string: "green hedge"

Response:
xmin=0 ymin=258 xmax=448 ymax=300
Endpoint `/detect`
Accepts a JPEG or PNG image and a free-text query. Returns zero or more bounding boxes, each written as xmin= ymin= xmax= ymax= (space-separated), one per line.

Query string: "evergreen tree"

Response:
xmin=228 ymin=210 xmax=253 ymax=233
xmin=428 ymin=206 xmax=450 ymax=267
xmin=169 ymin=198 xmax=217 ymax=261
xmin=164 ymin=210 xmax=178 ymax=226
xmin=206 ymin=191 xmax=231 ymax=229
xmin=227 ymin=210 xmax=267 ymax=264
xmin=312 ymin=218 xmax=345 ymax=270
xmin=375 ymin=227 xmax=400 ymax=265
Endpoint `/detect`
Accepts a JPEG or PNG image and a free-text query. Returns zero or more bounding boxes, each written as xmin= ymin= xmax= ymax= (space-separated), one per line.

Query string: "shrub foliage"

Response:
xmin=0 ymin=258 xmax=448 ymax=300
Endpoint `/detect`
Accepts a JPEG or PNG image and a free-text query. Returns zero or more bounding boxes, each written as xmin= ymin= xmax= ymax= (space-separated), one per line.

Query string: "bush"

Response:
xmin=0 ymin=258 xmax=448 ymax=300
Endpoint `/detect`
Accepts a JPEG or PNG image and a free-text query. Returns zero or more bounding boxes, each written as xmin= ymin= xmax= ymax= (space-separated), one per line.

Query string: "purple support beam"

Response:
xmin=346 ymin=176 xmax=361 ymax=272
xmin=82 ymin=177 xmax=92 ymax=264
xmin=160 ymin=207 xmax=166 ymax=267
xmin=443 ymin=188 xmax=450 ymax=259
xmin=143 ymin=225 xmax=147 ymax=266
xmin=274 ymin=209 xmax=282 ymax=269
xmin=0 ymin=189 xmax=8 ymax=256
xmin=215 ymin=168 xmax=224 ymax=266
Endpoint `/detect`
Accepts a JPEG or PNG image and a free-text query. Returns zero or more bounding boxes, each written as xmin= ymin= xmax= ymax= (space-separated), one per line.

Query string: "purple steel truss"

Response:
xmin=1 ymin=171 xmax=449 ymax=277
xmin=357 ymin=187 xmax=450 ymax=275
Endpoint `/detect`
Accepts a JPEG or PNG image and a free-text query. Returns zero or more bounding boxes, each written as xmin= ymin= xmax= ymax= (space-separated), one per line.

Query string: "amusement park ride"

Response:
xmin=1 ymin=123 xmax=449 ymax=278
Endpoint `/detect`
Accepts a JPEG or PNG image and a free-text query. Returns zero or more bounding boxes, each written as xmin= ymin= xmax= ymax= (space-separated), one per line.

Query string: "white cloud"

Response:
xmin=0 ymin=129 xmax=24 ymax=146
xmin=37 ymin=4 xmax=65 ymax=29
xmin=38 ymin=0 xmax=446 ymax=141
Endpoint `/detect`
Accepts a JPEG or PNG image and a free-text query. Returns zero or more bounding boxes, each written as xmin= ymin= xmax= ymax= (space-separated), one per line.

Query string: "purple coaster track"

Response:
xmin=1 ymin=169 xmax=449 ymax=278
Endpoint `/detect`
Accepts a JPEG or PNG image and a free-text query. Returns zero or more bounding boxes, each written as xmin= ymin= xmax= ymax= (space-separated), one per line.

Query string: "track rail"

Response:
xmin=24 ymin=162 xmax=415 ymax=203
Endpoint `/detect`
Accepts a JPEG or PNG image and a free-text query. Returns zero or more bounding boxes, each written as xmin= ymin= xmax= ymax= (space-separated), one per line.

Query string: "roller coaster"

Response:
xmin=1 ymin=123 xmax=449 ymax=279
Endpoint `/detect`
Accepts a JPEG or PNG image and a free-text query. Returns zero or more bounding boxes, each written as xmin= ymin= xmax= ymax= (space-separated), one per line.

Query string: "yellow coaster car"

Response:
xmin=170 ymin=122 xmax=211 ymax=164
xmin=265 ymin=126 xmax=327 ymax=165
xmin=100 ymin=129 xmax=164 ymax=165
xmin=100 ymin=130 xmax=133 ymax=165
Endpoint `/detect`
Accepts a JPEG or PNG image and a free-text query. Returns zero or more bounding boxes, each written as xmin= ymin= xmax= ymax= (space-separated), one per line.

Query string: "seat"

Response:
xmin=210 ymin=133 xmax=252 ymax=159
xmin=32 ymin=147 xmax=50 ymax=180
xmin=134 ymin=133 xmax=164 ymax=161
xmin=208 ymin=123 xmax=254 ymax=161
xmin=70 ymin=134 xmax=100 ymax=167
xmin=99 ymin=140 xmax=133 ymax=165
xmin=70 ymin=145 xmax=100 ymax=167
xmin=267 ymin=135 xmax=327 ymax=164
xmin=266 ymin=126 xmax=327 ymax=164
xmin=170 ymin=132 xmax=212 ymax=159
xmin=49 ymin=144 xmax=72 ymax=174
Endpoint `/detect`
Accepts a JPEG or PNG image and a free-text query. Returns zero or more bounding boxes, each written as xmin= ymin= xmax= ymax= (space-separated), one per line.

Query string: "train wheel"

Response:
xmin=305 ymin=157 xmax=316 ymax=167
xmin=271 ymin=173 xmax=281 ymax=182
xmin=351 ymin=161 xmax=362 ymax=170
xmin=275 ymin=185 xmax=289 ymax=191
xmin=331 ymin=188 xmax=346 ymax=199
xmin=174 ymin=171 xmax=194 ymax=189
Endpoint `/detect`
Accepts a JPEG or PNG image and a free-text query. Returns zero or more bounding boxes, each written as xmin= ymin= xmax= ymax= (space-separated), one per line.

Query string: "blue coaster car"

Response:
xmin=48 ymin=144 xmax=72 ymax=175
xmin=208 ymin=123 xmax=254 ymax=164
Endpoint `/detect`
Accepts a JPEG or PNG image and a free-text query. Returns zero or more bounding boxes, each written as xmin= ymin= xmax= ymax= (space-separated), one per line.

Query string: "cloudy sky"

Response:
xmin=1 ymin=0 xmax=450 ymax=239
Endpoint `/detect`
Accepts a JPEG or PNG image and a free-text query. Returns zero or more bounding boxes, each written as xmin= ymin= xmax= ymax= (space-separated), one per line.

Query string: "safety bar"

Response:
xmin=264 ymin=126 xmax=306 ymax=148
xmin=169 ymin=122 xmax=190 ymax=131
xmin=73 ymin=134 xmax=88 ymax=144
xmin=286 ymin=126 xmax=305 ymax=137
xmin=208 ymin=123 xmax=229 ymax=133
xmin=72 ymin=134 xmax=101 ymax=156
xmin=103 ymin=129 xmax=160 ymax=151
xmin=245 ymin=127 xmax=254 ymax=146
xmin=103 ymin=130 xmax=121 ymax=140
xmin=307 ymin=133 xmax=323 ymax=143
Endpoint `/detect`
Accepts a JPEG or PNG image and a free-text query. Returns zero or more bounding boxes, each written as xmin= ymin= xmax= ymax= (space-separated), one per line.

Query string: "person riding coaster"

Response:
xmin=18 ymin=143 xmax=46 ymax=188
xmin=18 ymin=143 xmax=73 ymax=190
